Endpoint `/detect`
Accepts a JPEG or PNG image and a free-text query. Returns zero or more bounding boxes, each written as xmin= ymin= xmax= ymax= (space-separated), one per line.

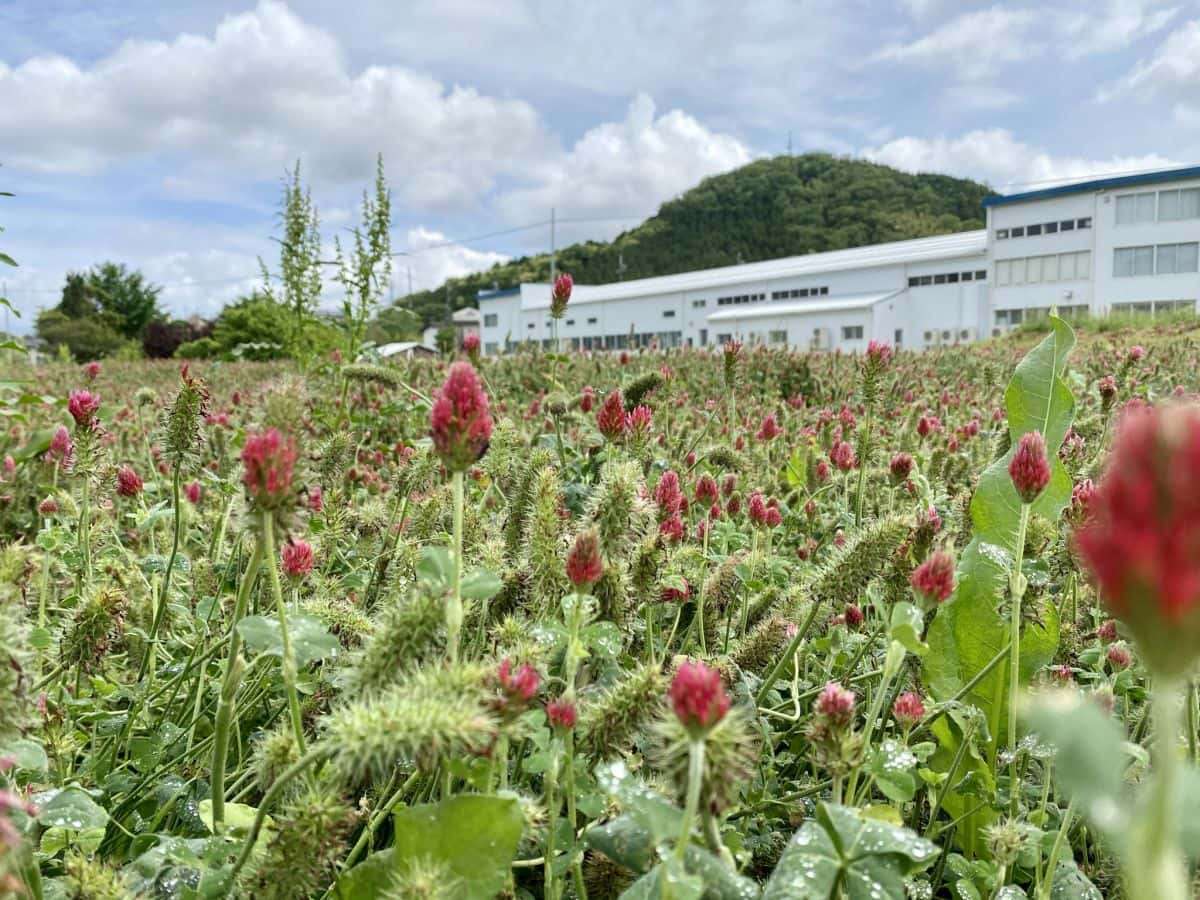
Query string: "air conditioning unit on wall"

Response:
xmin=809 ymin=327 xmax=830 ymax=351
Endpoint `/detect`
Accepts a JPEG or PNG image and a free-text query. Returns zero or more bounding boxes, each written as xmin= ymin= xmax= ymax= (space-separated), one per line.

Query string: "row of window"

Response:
xmin=770 ymin=286 xmax=830 ymax=300
xmin=572 ymin=331 xmax=683 ymax=351
xmin=717 ymin=292 xmax=766 ymax=306
xmin=1113 ymin=242 xmax=1199 ymax=277
xmin=1115 ymin=188 xmax=1200 ymax=225
xmin=907 ymin=269 xmax=988 ymax=287
xmin=995 ymin=305 xmax=1090 ymax=327
xmin=996 ymin=218 xmax=1091 ymax=240
xmin=1111 ymin=299 xmax=1196 ymax=315
xmin=995 ymin=251 xmax=1092 ymax=287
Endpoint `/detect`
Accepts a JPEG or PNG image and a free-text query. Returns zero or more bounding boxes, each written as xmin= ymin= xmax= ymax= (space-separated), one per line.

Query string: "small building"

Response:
xmin=377 ymin=341 xmax=437 ymax=359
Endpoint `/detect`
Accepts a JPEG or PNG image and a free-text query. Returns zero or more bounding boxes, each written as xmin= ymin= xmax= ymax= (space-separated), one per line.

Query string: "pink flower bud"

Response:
xmin=430 ymin=362 xmax=493 ymax=472
xmin=911 ymin=550 xmax=955 ymax=604
xmin=546 ymin=697 xmax=577 ymax=731
xmin=116 ymin=465 xmax=143 ymax=498
xmin=281 ymin=539 xmax=314 ymax=580
xmin=241 ymin=428 xmax=298 ymax=509
xmin=68 ymin=390 xmax=101 ymax=430
xmin=814 ymin=681 xmax=855 ymax=726
xmin=892 ymin=691 xmax=925 ymax=727
xmin=1009 ymin=431 xmax=1051 ymax=504
xmin=669 ymin=660 xmax=730 ymax=733
xmin=566 ymin=529 xmax=603 ymax=588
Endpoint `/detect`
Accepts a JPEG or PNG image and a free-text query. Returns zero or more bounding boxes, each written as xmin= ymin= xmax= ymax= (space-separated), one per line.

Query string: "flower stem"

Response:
xmin=847 ymin=638 xmax=905 ymax=803
xmin=1007 ymin=503 xmax=1031 ymax=816
xmin=1129 ymin=678 xmax=1188 ymax=900
xmin=210 ymin=538 xmax=264 ymax=832
xmin=261 ymin=512 xmax=307 ymax=753
xmin=674 ymin=739 xmax=706 ymax=865
xmin=448 ymin=470 xmax=465 ymax=664
xmin=139 ymin=466 xmax=183 ymax=679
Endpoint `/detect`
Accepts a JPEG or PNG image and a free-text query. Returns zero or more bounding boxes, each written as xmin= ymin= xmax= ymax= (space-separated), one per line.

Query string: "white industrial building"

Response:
xmin=478 ymin=164 xmax=1200 ymax=354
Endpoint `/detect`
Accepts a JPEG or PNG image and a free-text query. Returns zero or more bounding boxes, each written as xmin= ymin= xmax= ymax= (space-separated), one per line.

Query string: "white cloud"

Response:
xmin=1058 ymin=0 xmax=1179 ymax=59
xmin=874 ymin=7 xmax=1040 ymax=79
xmin=0 ymin=0 xmax=555 ymax=210
xmin=862 ymin=129 xmax=1178 ymax=191
xmin=1098 ymin=18 xmax=1200 ymax=101
xmin=400 ymin=227 xmax=509 ymax=295
xmin=496 ymin=94 xmax=753 ymax=235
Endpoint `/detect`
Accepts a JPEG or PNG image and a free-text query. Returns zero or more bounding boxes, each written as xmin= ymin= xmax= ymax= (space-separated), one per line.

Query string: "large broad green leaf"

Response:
xmin=1050 ymin=859 xmax=1103 ymax=899
xmin=391 ymin=794 xmax=523 ymax=900
xmin=336 ymin=848 xmax=396 ymax=899
xmin=923 ymin=316 xmax=1075 ymax=741
xmin=235 ymin=614 xmax=340 ymax=666
xmin=36 ymin=786 xmax=110 ymax=830
xmin=762 ymin=803 xmax=937 ymax=900
xmin=1024 ymin=694 xmax=1127 ymax=842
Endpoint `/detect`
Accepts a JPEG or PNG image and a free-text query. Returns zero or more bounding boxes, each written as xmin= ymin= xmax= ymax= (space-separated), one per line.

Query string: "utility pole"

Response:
xmin=549 ymin=207 xmax=557 ymax=284
xmin=617 ymin=253 xmax=627 ymax=281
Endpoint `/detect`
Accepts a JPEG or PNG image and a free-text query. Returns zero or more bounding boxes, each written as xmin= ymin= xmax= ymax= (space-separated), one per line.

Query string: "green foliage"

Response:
xmin=393 ymin=152 xmax=990 ymax=328
xmin=260 ymin=161 xmax=323 ymax=358
xmin=35 ymin=308 xmax=127 ymax=361
xmin=88 ymin=261 xmax=163 ymax=339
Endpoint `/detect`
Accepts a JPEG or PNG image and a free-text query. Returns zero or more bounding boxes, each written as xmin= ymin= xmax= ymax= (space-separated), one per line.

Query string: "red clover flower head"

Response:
xmin=565 ymin=529 xmax=604 ymax=588
xmin=83 ymin=361 xmax=101 ymax=381
xmin=814 ymin=681 xmax=855 ymax=726
xmin=281 ymin=538 xmax=315 ymax=580
xmin=185 ymin=481 xmax=202 ymax=504
xmin=546 ymin=697 xmax=577 ymax=731
xmin=1074 ymin=403 xmax=1200 ymax=677
xmin=550 ymin=272 xmax=573 ymax=318
xmin=461 ymin=332 xmax=481 ymax=362
xmin=1009 ymin=431 xmax=1051 ymax=504
xmin=911 ymin=550 xmax=956 ymax=604
xmin=430 ymin=362 xmax=493 ymax=472
xmin=756 ymin=413 xmax=782 ymax=442
xmin=695 ymin=473 xmax=719 ymax=505
xmin=654 ymin=470 xmax=683 ymax=518
xmin=116 ymin=465 xmax=143 ymax=498
xmin=889 ymin=452 xmax=914 ymax=485
xmin=241 ymin=428 xmax=298 ymax=510
xmin=498 ymin=659 xmax=540 ymax=705
xmin=596 ymin=390 xmax=628 ymax=441
xmin=830 ymin=440 xmax=857 ymax=472
xmin=892 ymin=691 xmax=925 ymax=727
xmin=68 ymin=389 xmax=101 ymax=430
xmin=669 ymin=660 xmax=731 ymax=734
xmin=628 ymin=405 xmax=653 ymax=438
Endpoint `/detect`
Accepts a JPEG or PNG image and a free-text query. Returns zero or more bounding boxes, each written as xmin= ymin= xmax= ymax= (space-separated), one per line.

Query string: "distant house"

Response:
xmin=451 ymin=306 xmax=481 ymax=344
xmin=377 ymin=341 xmax=437 ymax=359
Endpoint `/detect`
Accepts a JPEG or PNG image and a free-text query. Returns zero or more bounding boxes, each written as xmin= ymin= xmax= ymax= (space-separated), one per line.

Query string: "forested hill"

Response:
xmin=407 ymin=153 xmax=991 ymax=325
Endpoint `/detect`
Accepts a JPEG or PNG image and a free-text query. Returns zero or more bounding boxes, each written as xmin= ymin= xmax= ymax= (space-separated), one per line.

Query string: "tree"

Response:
xmin=143 ymin=318 xmax=210 ymax=359
xmin=176 ymin=293 xmax=338 ymax=361
xmin=35 ymin=308 xmax=125 ymax=361
xmin=365 ymin=305 xmax=421 ymax=345
xmin=89 ymin=262 xmax=162 ymax=338
xmin=58 ymin=272 xmax=98 ymax=319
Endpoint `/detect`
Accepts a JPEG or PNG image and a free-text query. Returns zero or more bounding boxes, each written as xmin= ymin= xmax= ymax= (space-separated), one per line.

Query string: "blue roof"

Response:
xmin=476 ymin=286 xmax=520 ymax=301
xmin=983 ymin=164 xmax=1200 ymax=208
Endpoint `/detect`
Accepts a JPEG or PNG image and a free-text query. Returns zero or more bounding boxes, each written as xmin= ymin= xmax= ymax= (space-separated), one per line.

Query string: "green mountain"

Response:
xmin=403 ymin=152 xmax=991 ymax=326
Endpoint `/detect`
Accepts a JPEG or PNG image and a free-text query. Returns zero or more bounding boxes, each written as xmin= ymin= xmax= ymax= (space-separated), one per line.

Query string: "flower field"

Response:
xmin=1 ymin=315 xmax=1200 ymax=899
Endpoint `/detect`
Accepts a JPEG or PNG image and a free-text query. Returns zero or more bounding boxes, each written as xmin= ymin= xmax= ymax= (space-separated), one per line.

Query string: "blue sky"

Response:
xmin=1 ymin=0 xmax=1197 ymax=332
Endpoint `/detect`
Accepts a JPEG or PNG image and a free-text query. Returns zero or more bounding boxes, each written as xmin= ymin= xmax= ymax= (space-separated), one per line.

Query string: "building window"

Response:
xmin=894 ymin=329 xmax=903 ymax=346
xmin=934 ymin=274 xmax=947 ymax=284
xmin=1159 ymin=188 xmax=1200 ymax=221
xmin=820 ymin=287 xmax=829 ymax=295
xmin=692 ymin=299 xmax=706 ymax=308
xmin=1042 ymin=254 xmax=1059 ymax=282
xmin=959 ymin=329 xmax=970 ymax=340
xmin=1027 ymin=256 xmax=1042 ymax=284
xmin=663 ymin=309 xmax=676 ymax=318
xmin=1114 ymin=245 xmax=1155 ymax=277
xmin=996 ymin=260 xmax=1011 ymax=286
xmin=1077 ymin=217 xmax=1092 ymax=229
xmin=1027 ymin=224 xmax=1043 ymax=236
xmin=587 ymin=317 xmax=598 ymax=324
xmin=942 ymin=330 xmax=951 ymax=341
xmin=996 ymin=229 xmax=1009 ymax=239
xmin=976 ymin=270 xmax=987 ymax=280
xmin=1060 ymin=219 xmax=1075 ymax=231
xmin=527 ymin=322 xmax=535 ymax=330
xmin=484 ymin=342 xmax=498 ymax=355
xmin=961 ymin=271 xmax=973 ymax=281
xmin=841 ymin=325 xmax=864 ymax=340
xmin=907 ymin=276 xmax=919 ymax=287
xmin=483 ymin=313 xmax=498 ymax=327
xmin=1011 ymin=258 xmax=1026 ymax=284
xmin=1155 ymin=242 xmax=1199 ymax=275
xmin=565 ymin=319 xmax=575 ymax=326
xmin=1044 ymin=221 xmax=1058 ymax=234
xmin=716 ymin=333 xmax=732 ymax=344
xmin=1116 ymin=191 xmax=1157 ymax=225
xmin=947 ymin=272 xmax=960 ymax=283
xmin=1011 ymin=226 xmax=1025 ymax=238
xmin=768 ymin=329 xmax=787 ymax=344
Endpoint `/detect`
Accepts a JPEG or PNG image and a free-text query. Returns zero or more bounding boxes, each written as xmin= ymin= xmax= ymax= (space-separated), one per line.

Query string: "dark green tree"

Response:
xmin=88 ymin=262 xmax=162 ymax=338
xmin=58 ymin=272 xmax=99 ymax=319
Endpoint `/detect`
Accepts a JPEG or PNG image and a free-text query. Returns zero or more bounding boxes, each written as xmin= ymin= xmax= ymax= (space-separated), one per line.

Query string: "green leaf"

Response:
xmin=763 ymin=803 xmax=937 ymax=900
xmin=1024 ymin=695 xmax=1126 ymax=840
xmin=36 ymin=786 xmax=110 ymax=830
xmin=336 ymin=848 xmax=395 ymax=899
xmin=197 ymin=800 xmax=270 ymax=839
xmin=0 ymin=339 xmax=25 ymax=353
xmin=865 ymin=739 xmax=919 ymax=803
xmin=417 ymin=546 xmax=453 ymax=589
xmin=924 ymin=316 xmax=1075 ymax=745
xmin=236 ymin=614 xmax=340 ymax=666
xmin=1050 ymin=858 xmax=1103 ymax=899
xmin=391 ymin=794 xmax=523 ymax=899
xmin=0 ymin=738 xmax=48 ymax=773
xmin=889 ymin=602 xmax=928 ymax=657
xmin=0 ymin=252 xmax=17 ymax=267
xmin=460 ymin=569 xmax=503 ymax=601
xmin=595 ymin=761 xmax=683 ymax=847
